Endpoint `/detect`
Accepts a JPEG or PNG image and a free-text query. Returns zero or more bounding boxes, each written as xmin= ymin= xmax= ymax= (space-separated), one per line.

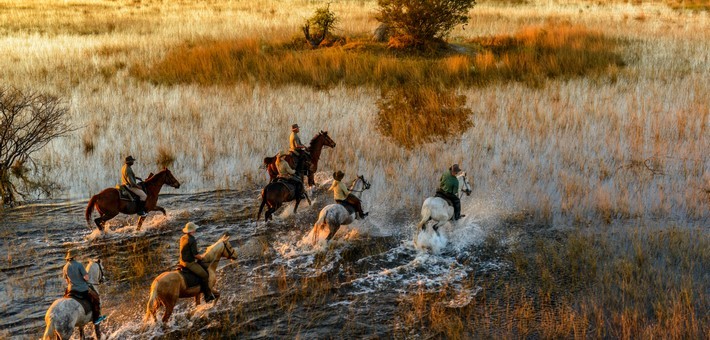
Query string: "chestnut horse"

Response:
xmin=257 ymin=178 xmax=309 ymax=222
xmin=85 ymin=168 xmax=180 ymax=232
xmin=145 ymin=234 xmax=237 ymax=323
xmin=264 ymin=130 xmax=336 ymax=186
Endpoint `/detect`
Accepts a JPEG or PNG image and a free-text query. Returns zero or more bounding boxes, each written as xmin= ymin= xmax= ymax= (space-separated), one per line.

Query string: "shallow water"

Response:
xmin=0 ymin=182 xmax=508 ymax=339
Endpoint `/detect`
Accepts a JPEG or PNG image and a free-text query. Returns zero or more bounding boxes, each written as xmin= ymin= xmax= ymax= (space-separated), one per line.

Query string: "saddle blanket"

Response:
xmin=65 ymin=292 xmax=92 ymax=315
xmin=115 ymin=185 xmax=139 ymax=201
xmin=177 ymin=265 xmax=208 ymax=289
xmin=336 ymin=200 xmax=356 ymax=215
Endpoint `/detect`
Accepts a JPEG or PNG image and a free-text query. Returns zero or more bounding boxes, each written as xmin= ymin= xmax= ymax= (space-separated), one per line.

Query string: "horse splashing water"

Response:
xmin=312 ymin=175 xmax=371 ymax=242
xmin=415 ymin=173 xmax=472 ymax=250
xmin=85 ymin=168 xmax=180 ymax=231
xmin=145 ymin=234 xmax=237 ymax=323
xmin=43 ymin=259 xmax=105 ymax=339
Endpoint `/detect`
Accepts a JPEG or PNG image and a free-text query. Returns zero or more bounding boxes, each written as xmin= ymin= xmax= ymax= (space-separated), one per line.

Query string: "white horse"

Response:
xmin=416 ymin=172 xmax=473 ymax=235
xmin=313 ymin=175 xmax=371 ymax=242
xmin=43 ymin=259 xmax=105 ymax=340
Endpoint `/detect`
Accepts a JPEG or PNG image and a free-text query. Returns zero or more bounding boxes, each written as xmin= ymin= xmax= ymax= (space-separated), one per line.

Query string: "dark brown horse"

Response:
xmin=85 ymin=168 xmax=180 ymax=231
xmin=257 ymin=179 xmax=308 ymax=222
xmin=263 ymin=130 xmax=336 ymax=186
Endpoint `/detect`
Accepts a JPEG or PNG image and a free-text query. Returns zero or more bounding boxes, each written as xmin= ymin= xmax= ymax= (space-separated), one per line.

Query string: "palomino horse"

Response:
xmin=43 ymin=259 xmax=106 ymax=339
xmin=264 ymin=131 xmax=336 ymax=186
xmin=313 ymin=175 xmax=371 ymax=242
xmin=416 ymin=172 xmax=473 ymax=236
xmin=145 ymin=234 xmax=237 ymax=323
xmin=85 ymin=168 xmax=180 ymax=231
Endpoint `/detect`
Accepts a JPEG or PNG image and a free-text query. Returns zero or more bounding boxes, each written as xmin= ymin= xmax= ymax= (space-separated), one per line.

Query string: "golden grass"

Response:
xmin=130 ymin=24 xmax=624 ymax=89
xmin=395 ymin=224 xmax=709 ymax=338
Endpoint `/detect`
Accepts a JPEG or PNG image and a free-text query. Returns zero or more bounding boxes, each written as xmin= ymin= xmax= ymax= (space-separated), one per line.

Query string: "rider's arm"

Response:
xmin=80 ymin=265 xmax=89 ymax=282
xmin=191 ymin=237 xmax=202 ymax=261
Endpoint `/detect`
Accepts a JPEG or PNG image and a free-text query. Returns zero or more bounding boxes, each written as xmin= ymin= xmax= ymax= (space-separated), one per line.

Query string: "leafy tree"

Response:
xmin=0 ymin=88 xmax=73 ymax=206
xmin=302 ymin=4 xmax=339 ymax=48
xmin=377 ymin=0 xmax=476 ymax=49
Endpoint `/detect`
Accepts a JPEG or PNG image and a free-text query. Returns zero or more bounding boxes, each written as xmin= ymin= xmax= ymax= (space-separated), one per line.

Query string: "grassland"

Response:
xmin=0 ymin=0 xmax=708 ymax=337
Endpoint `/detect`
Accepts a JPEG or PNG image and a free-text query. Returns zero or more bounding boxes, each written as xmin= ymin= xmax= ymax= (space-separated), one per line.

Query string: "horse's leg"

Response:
xmin=94 ymin=217 xmax=104 ymax=231
xmin=293 ymin=199 xmax=301 ymax=214
xmin=99 ymin=212 xmax=118 ymax=232
xmin=162 ymin=300 xmax=176 ymax=323
xmin=136 ymin=216 xmax=145 ymax=231
xmin=78 ymin=325 xmax=85 ymax=340
xmin=326 ymin=223 xmax=341 ymax=241
xmin=195 ymin=295 xmax=200 ymax=306
xmin=154 ymin=206 xmax=166 ymax=215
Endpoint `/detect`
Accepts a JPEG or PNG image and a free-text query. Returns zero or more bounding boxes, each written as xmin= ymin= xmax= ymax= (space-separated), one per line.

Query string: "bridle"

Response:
xmin=349 ymin=175 xmax=371 ymax=194
xmin=223 ymin=240 xmax=237 ymax=260
xmin=459 ymin=175 xmax=472 ymax=198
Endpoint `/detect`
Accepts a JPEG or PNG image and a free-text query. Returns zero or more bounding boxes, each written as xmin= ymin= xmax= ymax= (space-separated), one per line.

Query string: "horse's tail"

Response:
xmin=263 ymin=156 xmax=276 ymax=168
xmin=43 ymin=304 xmax=60 ymax=340
xmin=416 ymin=204 xmax=432 ymax=231
xmin=85 ymin=194 xmax=99 ymax=228
xmin=145 ymin=280 xmax=159 ymax=322
xmin=313 ymin=209 xmax=328 ymax=243
xmin=257 ymin=188 xmax=267 ymax=221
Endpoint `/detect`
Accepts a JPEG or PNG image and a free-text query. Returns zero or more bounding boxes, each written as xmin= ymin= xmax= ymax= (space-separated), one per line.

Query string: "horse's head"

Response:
xmin=458 ymin=172 xmax=473 ymax=196
xmin=86 ymin=259 xmax=106 ymax=286
xmin=357 ymin=175 xmax=371 ymax=190
xmin=219 ymin=234 xmax=237 ymax=260
xmin=162 ymin=168 xmax=181 ymax=189
xmin=317 ymin=130 xmax=336 ymax=148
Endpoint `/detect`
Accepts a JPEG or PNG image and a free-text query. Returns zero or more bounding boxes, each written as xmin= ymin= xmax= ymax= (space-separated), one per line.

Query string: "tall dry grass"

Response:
xmin=0 ymin=1 xmax=708 ymax=336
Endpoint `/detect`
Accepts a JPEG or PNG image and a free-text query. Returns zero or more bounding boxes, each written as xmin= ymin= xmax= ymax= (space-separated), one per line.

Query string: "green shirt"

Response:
xmin=439 ymin=170 xmax=459 ymax=196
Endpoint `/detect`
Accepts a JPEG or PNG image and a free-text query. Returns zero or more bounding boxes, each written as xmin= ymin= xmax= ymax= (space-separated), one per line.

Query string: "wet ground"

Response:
xmin=0 ymin=179 xmax=510 ymax=339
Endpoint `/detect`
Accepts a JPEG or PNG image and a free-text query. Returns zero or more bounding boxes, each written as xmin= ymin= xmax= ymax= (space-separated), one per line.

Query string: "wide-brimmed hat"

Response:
xmin=125 ymin=155 xmax=136 ymax=163
xmin=333 ymin=170 xmax=345 ymax=181
xmin=450 ymin=164 xmax=461 ymax=174
xmin=183 ymin=222 xmax=199 ymax=233
xmin=65 ymin=249 xmax=79 ymax=260
xmin=291 ymin=124 xmax=299 ymax=130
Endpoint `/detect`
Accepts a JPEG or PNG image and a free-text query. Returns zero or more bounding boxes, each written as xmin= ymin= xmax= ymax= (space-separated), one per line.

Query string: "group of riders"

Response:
xmin=59 ymin=123 xmax=466 ymax=332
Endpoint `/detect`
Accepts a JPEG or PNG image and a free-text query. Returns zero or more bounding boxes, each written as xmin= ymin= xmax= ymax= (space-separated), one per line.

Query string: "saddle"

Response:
xmin=435 ymin=190 xmax=454 ymax=207
xmin=336 ymin=200 xmax=357 ymax=215
xmin=177 ymin=262 xmax=209 ymax=289
xmin=115 ymin=184 xmax=143 ymax=201
xmin=64 ymin=291 xmax=92 ymax=315
xmin=275 ymin=177 xmax=301 ymax=198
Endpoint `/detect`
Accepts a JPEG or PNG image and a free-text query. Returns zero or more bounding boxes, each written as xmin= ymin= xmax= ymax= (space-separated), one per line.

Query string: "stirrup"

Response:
xmin=94 ymin=315 xmax=107 ymax=325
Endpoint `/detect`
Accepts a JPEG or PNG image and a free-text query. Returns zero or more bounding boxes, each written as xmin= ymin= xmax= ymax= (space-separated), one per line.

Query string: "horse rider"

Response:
xmin=289 ymin=124 xmax=308 ymax=174
xmin=330 ymin=170 xmax=368 ymax=219
xmin=179 ymin=222 xmax=215 ymax=303
xmin=276 ymin=152 xmax=306 ymax=199
xmin=436 ymin=164 xmax=465 ymax=221
xmin=63 ymin=249 xmax=106 ymax=326
xmin=121 ymin=155 xmax=147 ymax=217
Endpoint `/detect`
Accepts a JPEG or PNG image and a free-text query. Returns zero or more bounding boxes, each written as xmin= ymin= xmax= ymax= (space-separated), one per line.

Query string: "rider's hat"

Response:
xmin=291 ymin=124 xmax=299 ymax=130
xmin=450 ymin=164 xmax=461 ymax=174
xmin=333 ymin=170 xmax=345 ymax=181
xmin=125 ymin=155 xmax=136 ymax=163
xmin=65 ymin=249 xmax=79 ymax=260
xmin=183 ymin=222 xmax=199 ymax=233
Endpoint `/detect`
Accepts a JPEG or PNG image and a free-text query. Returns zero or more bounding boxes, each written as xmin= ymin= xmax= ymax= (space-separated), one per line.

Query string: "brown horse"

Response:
xmin=264 ymin=130 xmax=336 ymax=186
xmin=145 ymin=234 xmax=237 ymax=323
xmin=257 ymin=178 xmax=309 ymax=222
xmin=85 ymin=168 xmax=180 ymax=231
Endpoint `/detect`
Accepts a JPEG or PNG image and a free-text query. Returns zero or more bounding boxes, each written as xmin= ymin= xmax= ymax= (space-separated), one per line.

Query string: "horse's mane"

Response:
xmin=308 ymin=131 xmax=325 ymax=148
xmin=145 ymin=168 xmax=169 ymax=182
xmin=201 ymin=236 xmax=227 ymax=263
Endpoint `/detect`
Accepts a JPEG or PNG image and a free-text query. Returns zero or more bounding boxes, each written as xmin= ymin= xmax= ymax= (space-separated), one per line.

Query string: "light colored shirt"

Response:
xmin=63 ymin=260 xmax=89 ymax=292
xmin=329 ymin=180 xmax=350 ymax=201
xmin=121 ymin=163 xmax=138 ymax=187
xmin=289 ymin=131 xmax=304 ymax=152
xmin=276 ymin=154 xmax=296 ymax=177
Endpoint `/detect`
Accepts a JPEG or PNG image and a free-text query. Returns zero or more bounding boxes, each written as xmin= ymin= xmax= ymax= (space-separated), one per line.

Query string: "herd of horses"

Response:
xmin=44 ymin=130 xmax=473 ymax=339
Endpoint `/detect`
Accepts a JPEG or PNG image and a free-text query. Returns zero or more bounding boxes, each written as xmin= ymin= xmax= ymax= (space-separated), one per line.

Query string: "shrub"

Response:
xmin=302 ymin=4 xmax=338 ymax=48
xmin=377 ymin=0 xmax=477 ymax=49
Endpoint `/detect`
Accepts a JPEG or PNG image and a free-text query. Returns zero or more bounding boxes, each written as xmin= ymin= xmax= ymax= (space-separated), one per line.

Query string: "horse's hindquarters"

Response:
xmin=46 ymin=298 xmax=92 ymax=338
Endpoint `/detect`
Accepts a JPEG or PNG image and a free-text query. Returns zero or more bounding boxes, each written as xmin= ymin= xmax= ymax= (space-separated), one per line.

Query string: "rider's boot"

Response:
xmin=202 ymin=280 xmax=216 ymax=303
xmin=137 ymin=200 xmax=148 ymax=217
xmin=94 ymin=323 xmax=102 ymax=339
